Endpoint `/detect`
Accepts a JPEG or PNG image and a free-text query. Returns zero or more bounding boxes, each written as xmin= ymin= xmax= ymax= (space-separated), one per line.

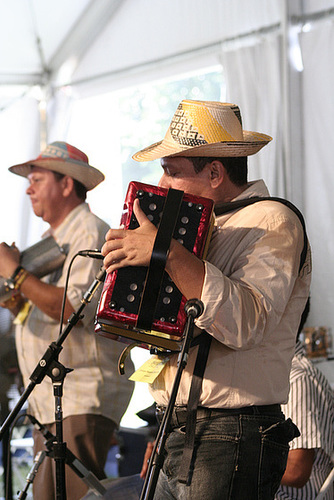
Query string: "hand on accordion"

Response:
xmin=102 ymin=198 xmax=158 ymax=274
xmin=101 ymin=197 xmax=205 ymax=301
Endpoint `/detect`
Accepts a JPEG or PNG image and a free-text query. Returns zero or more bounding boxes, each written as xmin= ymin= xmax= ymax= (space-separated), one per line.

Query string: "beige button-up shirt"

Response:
xmin=150 ymin=180 xmax=312 ymax=408
xmin=16 ymin=203 xmax=134 ymax=424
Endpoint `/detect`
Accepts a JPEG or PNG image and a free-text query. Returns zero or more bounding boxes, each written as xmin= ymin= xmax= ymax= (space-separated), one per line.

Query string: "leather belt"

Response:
xmin=155 ymin=404 xmax=282 ymax=428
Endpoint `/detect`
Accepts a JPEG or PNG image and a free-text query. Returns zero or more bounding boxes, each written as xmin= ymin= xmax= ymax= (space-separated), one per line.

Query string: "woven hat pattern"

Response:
xmin=166 ymin=101 xmax=243 ymax=147
xmin=39 ymin=142 xmax=89 ymax=164
xmin=9 ymin=141 xmax=104 ymax=191
xmin=133 ymin=100 xmax=272 ymax=161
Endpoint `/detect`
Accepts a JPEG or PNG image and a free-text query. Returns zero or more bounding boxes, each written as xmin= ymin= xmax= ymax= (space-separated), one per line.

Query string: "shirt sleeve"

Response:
xmin=195 ymin=203 xmax=307 ymax=349
xmin=284 ymin=366 xmax=334 ymax=457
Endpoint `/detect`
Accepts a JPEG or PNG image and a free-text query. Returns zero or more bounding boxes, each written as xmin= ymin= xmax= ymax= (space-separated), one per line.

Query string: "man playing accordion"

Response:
xmin=101 ymin=100 xmax=311 ymax=500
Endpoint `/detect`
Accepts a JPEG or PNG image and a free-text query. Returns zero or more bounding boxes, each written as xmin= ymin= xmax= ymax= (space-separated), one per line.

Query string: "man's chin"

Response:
xmin=31 ymin=207 xmax=42 ymax=218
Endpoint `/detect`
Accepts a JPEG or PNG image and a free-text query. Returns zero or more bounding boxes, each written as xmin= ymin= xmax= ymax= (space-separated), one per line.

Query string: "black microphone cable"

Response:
xmin=58 ymin=249 xmax=104 ymax=334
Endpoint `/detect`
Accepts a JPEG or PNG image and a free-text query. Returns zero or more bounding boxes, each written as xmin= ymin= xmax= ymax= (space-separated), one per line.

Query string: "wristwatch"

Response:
xmin=4 ymin=276 xmax=16 ymax=290
xmin=4 ymin=265 xmax=28 ymax=291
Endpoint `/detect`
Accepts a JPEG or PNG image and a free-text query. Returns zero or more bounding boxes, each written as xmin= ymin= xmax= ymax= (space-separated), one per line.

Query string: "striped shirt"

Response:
xmin=276 ymin=341 xmax=334 ymax=499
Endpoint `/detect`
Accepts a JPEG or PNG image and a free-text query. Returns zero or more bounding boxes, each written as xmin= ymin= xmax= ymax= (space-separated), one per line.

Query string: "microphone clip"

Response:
xmin=184 ymin=298 xmax=204 ymax=319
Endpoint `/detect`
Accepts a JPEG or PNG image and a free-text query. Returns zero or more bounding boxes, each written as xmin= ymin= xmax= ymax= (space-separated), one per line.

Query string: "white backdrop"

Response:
xmin=300 ymin=19 xmax=334 ymax=331
xmin=220 ymin=32 xmax=286 ymax=198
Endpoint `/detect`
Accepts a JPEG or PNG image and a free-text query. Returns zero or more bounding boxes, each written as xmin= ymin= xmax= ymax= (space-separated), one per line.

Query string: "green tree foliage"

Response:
xmin=118 ymin=69 xmax=224 ymax=192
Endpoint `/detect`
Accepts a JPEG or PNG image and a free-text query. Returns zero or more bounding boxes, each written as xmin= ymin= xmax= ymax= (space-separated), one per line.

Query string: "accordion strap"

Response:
xmin=178 ymin=196 xmax=308 ymax=484
xmin=136 ymin=187 xmax=184 ymax=331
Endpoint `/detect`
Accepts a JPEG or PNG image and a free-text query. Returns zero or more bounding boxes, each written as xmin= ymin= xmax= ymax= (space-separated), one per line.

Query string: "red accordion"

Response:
xmin=95 ymin=181 xmax=214 ymax=352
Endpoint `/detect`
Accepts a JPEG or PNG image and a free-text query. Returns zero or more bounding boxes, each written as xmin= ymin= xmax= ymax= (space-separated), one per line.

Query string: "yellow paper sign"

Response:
xmin=129 ymin=355 xmax=169 ymax=384
xmin=13 ymin=301 xmax=32 ymax=325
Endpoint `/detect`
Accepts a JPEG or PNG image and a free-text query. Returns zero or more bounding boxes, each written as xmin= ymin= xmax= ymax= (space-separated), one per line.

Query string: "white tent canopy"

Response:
xmin=1 ymin=0 xmax=334 ymax=341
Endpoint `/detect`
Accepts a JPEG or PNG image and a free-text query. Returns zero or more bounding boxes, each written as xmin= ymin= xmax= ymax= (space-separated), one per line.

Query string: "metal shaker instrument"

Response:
xmin=0 ymin=236 xmax=67 ymax=302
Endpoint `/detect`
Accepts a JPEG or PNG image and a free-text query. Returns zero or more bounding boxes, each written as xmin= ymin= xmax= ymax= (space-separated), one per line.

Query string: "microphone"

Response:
xmin=78 ymin=249 xmax=104 ymax=260
xmin=184 ymin=298 xmax=204 ymax=319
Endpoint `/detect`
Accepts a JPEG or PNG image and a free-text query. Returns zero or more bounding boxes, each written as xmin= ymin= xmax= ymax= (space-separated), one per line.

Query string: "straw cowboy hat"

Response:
xmin=132 ymin=100 xmax=272 ymax=162
xmin=9 ymin=141 xmax=104 ymax=191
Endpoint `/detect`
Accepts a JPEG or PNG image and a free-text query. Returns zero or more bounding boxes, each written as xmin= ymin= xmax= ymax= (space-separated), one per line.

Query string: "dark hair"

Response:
xmin=53 ymin=172 xmax=87 ymax=201
xmin=187 ymin=156 xmax=248 ymax=186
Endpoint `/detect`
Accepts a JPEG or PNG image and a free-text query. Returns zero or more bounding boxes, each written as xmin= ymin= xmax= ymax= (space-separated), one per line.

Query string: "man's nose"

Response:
xmin=158 ymin=173 xmax=169 ymax=189
xmin=26 ymin=184 xmax=33 ymax=195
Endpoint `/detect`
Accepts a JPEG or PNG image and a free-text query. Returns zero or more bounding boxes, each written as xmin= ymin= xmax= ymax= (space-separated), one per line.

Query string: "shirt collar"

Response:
xmin=233 ymin=179 xmax=270 ymax=201
xmin=213 ymin=179 xmax=270 ymax=222
xmin=42 ymin=202 xmax=89 ymax=242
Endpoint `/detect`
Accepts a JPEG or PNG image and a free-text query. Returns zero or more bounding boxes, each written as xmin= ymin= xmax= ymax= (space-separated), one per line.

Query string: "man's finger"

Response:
xmin=133 ymin=198 xmax=151 ymax=227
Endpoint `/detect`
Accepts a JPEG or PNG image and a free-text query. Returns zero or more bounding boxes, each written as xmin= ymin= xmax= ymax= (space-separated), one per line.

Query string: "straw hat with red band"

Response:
xmin=9 ymin=141 xmax=104 ymax=191
xmin=132 ymin=100 xmax=272 ymax=162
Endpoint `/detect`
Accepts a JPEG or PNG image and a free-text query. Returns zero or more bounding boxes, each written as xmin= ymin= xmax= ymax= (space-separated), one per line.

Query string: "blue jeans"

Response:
xmin=153 ymin=412 xmax=294 ymax=500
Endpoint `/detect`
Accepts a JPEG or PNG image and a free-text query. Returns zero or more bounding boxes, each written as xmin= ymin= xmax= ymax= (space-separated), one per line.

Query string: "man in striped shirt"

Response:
xmin=276 ymin=301 xmax=334 ymax=500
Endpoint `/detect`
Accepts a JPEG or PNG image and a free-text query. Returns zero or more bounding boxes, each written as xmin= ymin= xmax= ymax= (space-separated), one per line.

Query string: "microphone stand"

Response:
xmin=17 ymin=415 xmax=107 ymax=499
xmin=140 ymin=299 xmax=204 ymax=500
xmin=0 ymin=266 xmax=106 ymax=500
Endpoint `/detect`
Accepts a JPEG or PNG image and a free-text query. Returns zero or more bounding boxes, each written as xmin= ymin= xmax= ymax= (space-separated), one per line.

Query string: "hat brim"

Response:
xmin=9 ymin=158 xmax=104 ymax=191
xmin=132 ymin=130 xmax=272 ymax=162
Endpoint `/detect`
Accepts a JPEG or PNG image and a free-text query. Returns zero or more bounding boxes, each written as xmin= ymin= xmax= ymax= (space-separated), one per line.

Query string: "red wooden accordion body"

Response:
xmin=95 ymin=181 xmax=214 ymax=352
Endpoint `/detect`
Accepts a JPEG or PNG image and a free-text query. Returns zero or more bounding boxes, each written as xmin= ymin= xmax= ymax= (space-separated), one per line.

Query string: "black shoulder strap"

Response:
xmin=178 ymin=196 xmax=308 ymax=485
xmin=215 ymin=196 xmax=308 ymax=272
xmin=178 ymin=332 xmax=212 ymax=484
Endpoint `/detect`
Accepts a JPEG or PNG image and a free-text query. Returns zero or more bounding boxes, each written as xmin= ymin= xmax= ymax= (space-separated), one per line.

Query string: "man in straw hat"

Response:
xmin=101 ymin=100 xmax=312 ymax=499
xmin=0 ymin=142 xmax=134 ymax=500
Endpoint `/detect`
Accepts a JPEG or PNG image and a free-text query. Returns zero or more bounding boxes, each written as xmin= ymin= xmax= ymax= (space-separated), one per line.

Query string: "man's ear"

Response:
xmin=208 ymin=160 xmax=224 ymax=188
xmin=62 ymin=176 xmax=75 ymax=197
